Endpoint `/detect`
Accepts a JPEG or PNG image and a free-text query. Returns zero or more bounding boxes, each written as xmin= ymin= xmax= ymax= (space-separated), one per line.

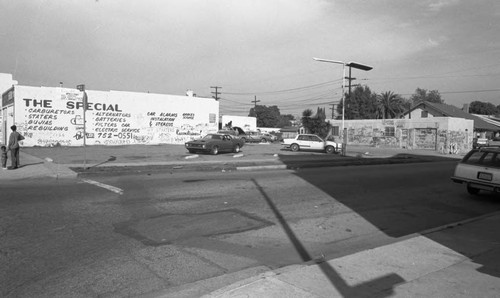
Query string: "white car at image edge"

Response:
xmin=282 ymin=134 xmax=340 ymax=154
xmin=451 ymin=147 xmax=500 ymax=195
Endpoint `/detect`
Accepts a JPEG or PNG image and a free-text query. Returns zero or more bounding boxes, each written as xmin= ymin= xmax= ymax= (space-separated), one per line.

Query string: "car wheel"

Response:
xmin=467 ymin=185 xmax=480 ymax=195
xmin=233 ymin=144 xmax=240 ymax=153
xmin=241 ymin=137 xmax=246 ymax=143
xmin=325 ymin=146 xmax=335 ymax=154
xmin=291 ymin=144 xmax=299 ymax=152
xmin=211 ymin=146 xmax=219 ymax=155
xmin=261 ymin=138 xmax=267 ymax=143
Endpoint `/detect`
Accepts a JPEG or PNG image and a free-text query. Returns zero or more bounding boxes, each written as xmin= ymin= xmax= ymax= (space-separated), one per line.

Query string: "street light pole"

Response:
xmin=313 ymin=58 xmax=373 ymax=155
xmin=76 ymin=84 xmax=88 ymax=169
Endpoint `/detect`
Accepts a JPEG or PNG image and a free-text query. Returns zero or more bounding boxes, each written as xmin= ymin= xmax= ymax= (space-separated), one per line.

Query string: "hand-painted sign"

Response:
xmin=13 ymin=86 xmax=219 ymax=147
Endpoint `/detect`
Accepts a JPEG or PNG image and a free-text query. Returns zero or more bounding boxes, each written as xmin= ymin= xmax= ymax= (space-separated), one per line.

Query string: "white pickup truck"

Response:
xmin=282 ymin=134 xmax=340 ymax=154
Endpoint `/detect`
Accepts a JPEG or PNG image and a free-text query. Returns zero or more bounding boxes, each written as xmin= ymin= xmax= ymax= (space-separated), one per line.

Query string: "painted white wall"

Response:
xmin=13 ymin=85 xmax=219 ymax=146
xmin=328 ymin=117 xmax=473 ymax=151
xmin=328 ymin=117 xmax=471 ymax=131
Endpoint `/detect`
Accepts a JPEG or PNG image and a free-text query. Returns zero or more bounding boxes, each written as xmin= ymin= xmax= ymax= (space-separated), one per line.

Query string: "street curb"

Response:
xmin=44 ymin=160 xmax=78 ymax=179
xmin=67 ymin=155 xmax=459 ymax=176
xmin=236 ymin=165 xmax=288 ymax=171
xmin=415 ymin=209 xmax=500 ymax=237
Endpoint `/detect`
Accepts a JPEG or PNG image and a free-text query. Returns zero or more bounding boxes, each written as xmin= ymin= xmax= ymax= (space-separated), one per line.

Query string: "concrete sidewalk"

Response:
xmin=0 ymin=151 xmax=77 ymax=180
xmin=161 ymin=213 xmax=500 ymax=298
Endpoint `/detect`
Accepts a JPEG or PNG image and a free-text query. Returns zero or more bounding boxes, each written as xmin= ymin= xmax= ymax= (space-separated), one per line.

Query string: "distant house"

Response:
xmin=401 ymin=101 xmax=500 ymax=136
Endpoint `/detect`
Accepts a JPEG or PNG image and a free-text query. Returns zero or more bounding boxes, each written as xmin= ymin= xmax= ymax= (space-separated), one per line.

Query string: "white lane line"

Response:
xmin=81 ymin=179 xmax=124 ymax=195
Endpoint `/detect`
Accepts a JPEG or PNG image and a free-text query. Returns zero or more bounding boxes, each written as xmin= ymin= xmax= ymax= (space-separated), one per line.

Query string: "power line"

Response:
xmin=224 ymin=79 xmax=342 ymax=96
xmin=398 ymin=88 xmax=500 ymax=96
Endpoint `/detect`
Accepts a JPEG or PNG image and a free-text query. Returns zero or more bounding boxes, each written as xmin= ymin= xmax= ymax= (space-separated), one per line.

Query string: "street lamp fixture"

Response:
xmin=313 ymin=57 xmax=372 ymax=155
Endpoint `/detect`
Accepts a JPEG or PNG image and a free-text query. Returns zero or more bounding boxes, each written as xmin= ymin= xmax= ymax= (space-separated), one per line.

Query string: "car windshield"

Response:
xmin=203 ymin=134 xmax=221 ymax=140
xmin=217 ymin=130 xmax=234 ymax=135
xmin=462 ymin=149 xmax=500 ymax=169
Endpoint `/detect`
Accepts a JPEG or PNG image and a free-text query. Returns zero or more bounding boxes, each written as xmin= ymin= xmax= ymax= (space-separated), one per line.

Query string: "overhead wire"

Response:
xmin=218 ymin=58 xmax=500 ymax=116
xmin=223 ymin=79 xmax=342 ymax=96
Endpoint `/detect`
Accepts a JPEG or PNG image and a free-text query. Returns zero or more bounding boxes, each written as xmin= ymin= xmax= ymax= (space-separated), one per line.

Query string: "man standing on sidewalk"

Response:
xmin=7 ymin=125 xmax=24 ymax=170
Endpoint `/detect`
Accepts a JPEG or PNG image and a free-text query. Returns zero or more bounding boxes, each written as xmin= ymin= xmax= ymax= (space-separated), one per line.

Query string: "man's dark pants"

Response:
xmin=10 ymin=147 xmax=20 ymax=168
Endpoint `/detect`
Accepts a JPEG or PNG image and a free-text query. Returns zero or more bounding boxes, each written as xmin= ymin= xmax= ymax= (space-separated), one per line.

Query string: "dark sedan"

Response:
xmin=185 ymin=134 xmax=244 ymax=155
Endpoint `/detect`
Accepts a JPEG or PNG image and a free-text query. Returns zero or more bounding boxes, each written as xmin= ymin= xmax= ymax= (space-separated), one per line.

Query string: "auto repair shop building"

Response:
xmin=1 ymin=83 xmax=219 ymax=147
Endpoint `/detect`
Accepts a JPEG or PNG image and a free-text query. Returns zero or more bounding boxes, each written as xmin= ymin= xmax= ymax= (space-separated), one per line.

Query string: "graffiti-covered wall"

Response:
xmin=11 ymin=86 xmax=219 ymax=147
xmin=328 ymin=117 xmax=474 ymax=154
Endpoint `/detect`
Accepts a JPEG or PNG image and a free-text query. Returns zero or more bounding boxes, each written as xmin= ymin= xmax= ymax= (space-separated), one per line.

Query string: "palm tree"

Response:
xmin=376 ymin=91 xmax=402 ymax=119
xmin=301 ymin=109 xmax=313 ymax=133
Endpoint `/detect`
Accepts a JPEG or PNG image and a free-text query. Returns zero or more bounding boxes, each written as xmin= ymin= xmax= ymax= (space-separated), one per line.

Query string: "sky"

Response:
xmin=1 ymin=0 xmax=499 ymax=118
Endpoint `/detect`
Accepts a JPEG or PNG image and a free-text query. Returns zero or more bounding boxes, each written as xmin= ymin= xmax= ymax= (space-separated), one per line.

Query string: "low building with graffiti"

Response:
xmin=1 ymin=83 xmax=219 ymax=147
xmin=328 ymin=117 xmax=474 ymax=154
xmin=402 ymin=101 xmax=500 ymax=136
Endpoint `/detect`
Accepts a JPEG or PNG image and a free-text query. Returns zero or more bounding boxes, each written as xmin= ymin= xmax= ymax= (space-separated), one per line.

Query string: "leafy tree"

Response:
xmin=410 ymin=88 xmax=444 ymax=104
xmin=375 ymin=91 xmax=405 ymax=119
xmin=249 ymin=105 xmax=281 ymax=127
xmin=248 ymin=109 xmax=257 ymax=117
xmin=301 ymin=107 xmax=331 ymax=138
xmin=469 ymin=101 xmax=498 ymax=115
xmin=338 ymin=85 xmax=377 ymax=119
xmin=276 ymin=114 xmax=295 ymax=128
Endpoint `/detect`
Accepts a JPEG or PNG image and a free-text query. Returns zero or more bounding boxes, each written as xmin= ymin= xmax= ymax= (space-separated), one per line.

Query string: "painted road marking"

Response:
xmin=81 ymin=179 xmax=124 ymax=195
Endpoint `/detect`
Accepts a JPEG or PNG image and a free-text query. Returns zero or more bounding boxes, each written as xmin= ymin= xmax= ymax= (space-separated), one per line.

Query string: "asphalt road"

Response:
xmin=2 ymin=161 xmax=499 ymax=297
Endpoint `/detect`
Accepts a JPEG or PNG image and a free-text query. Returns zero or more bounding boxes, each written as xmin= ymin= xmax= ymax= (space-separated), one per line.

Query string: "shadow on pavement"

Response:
xmin=252 ymin=178 xmax=404 ymax=297
xmin=19 ymin=161 xmax=44 ymax=167
xmin=279 ymin=153 xmax=500 ymax=282
xmin=87 ymin=155 xmax=117 ymax=169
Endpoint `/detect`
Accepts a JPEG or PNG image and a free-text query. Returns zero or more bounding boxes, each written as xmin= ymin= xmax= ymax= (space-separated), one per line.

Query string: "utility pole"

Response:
xmin=345 ymin=73 xmax=356 ymax=103
xmin=211 ymin=86 xmax=221 ymax=101
xmin=329 ymin=103 xmax=336 ymax=119
xmin=251 ymin=95 xmax=260 ymax=107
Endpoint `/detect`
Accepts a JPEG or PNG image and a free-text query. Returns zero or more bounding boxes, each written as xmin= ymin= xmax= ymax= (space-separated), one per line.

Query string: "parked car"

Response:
xmin=281 ymin=134 xmax=340 ymax=154
xmin=488 ymin=137 xmax=500 ymax=147
xmin=263 ymin=133 xmax=278 ymax=142
xmin=246 ymin=131 xmax=275 ymax=143
xmin=473 ymin=137 xmax=489 ymax=149
xmin=451 ymin=147 xmax=500 ymax=195
xmin=217 ymin=126 xmax=249 ymax=143
xmin=185 ymin=134 xmax=244 ymax=155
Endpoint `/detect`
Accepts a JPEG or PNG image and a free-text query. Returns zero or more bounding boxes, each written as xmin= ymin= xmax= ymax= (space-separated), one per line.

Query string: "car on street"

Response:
xmin=185 ymin=133 xmax=245 ymax=155
xmin=281 ymin=134 xmax=340 ymax=154
xmin=451 ymin=147 xmax=500 ymax=195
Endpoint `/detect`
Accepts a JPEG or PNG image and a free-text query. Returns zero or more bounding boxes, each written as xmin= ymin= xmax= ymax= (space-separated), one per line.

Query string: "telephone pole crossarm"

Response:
xmin=251 ymin=95 xmax=260 ymax=107
xmin=211 ymin=86 xmax=222 ymax=101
